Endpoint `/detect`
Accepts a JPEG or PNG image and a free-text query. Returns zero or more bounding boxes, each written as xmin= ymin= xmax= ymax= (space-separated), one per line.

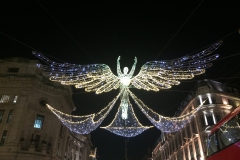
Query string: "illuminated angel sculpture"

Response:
xmin=33 ymin=41 xmax=222 ymax=137
xmin=117 ymin=55 xmax=137 ymax=119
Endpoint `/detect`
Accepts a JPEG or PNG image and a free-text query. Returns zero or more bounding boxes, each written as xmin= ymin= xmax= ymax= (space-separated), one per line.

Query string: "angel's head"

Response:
xmin=123 ymin=67 xmax=129 ymax=74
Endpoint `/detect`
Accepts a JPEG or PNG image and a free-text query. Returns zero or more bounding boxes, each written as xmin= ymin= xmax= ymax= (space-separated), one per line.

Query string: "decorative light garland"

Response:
xmin=46 ymin=90 xmax=122 ymax=134
xmin=128 ymin=89 xmax=204 ymax=132
xmin=33 ymin=41 xmax=222 ymax=94
xmin=101 ymin=88 xmax=153 ymax=137
xmin=33 ymin=41 xmax=222 ymax=136
xmin=33 ymin=51 xmax=120 ymax=94
xmin=130 ymin=41 xmax=222 ymax=91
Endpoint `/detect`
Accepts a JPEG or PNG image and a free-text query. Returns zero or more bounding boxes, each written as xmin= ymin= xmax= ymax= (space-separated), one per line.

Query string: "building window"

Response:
xmin=7 ymin=68 xmax=19 ymax=76
xmin=57 ymin=142 xmax=62 ymax=157
xmin=171 ymin=141 xmax=174 ymax=153
xmin=6 ymin=110 xmax=13 ymax=123
xmin=0 ymin=130 xmax=8 ymax=145
xmin=178 ymin=134 xmax=182 ymax=146
xmin=233 ymin=88 xmax=239 ymax=95
xmin=215 ymin=113 xmax=221 ymax=123
xmin=169 ymin=142 xmax=172 ymax=154
xmin=175 ymin=137 xmax=178 ymax=149
xmin=60 ymin=125 xmax=63 ymax=137
xmin=0 ymin=95 xmax=10 ymax=103
xmin=200 ymin=115 xmax=205 ymax=127
xmin=228 ymin=99 xmax=235 ymax=107
xmin=35 ymin=135 xmax=41 ymax=148
xmin=190 ymin=144 xmax=194 ymax=159
xmin=227 ymin=87 xmax=232 ymax=93
xmin=192 ymin=120 xmax=197 ymax=133
xmin=195 ymin=139 xmax=200 ymax=157
xmin=211 ymin=97 xmax=216 ymax=104
xmin=34 ymin=114 xmax=44 ymax=129
xmin=13 ymin=95 xmax=18 ymax=103
xmin=7 ymin=68 xmax=19 ymax=73
xmin=196 ymin=99 xmax=201 ymax=106
xmin=0 ymin=110 xmax=5 ymax=123
xmin=182 ymin=129 xmax=186 ymax=140
xmin=185 ymin=147 xmax=188 ymax=160
xmin=206 ymin=113 xmax=214 ymax=126
xmin=203 ymin=97 xmax=210 ymax=105
xmin=186 ymin=125 xmax=191 ymax=138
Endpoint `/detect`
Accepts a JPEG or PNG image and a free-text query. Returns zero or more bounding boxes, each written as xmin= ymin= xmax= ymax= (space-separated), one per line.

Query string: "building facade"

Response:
xmin=0 ymin=57 xmax=94 ymax=160
xmin=152 ymin=79 xmax=240 ymax=160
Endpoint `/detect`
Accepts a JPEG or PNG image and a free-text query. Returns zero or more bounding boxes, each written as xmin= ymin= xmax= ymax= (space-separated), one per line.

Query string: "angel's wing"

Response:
xmin=131 ymin=41 xmax=222 ymax=91
xmin=33 ymin=51 xmax=120 ymax=94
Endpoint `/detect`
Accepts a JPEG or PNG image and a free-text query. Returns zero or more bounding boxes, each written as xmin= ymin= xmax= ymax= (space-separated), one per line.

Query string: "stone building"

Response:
xmin=152 ymin=79 xmax=240 ymax=160
xmin=0 ymin=57 xmax=94 ymax=160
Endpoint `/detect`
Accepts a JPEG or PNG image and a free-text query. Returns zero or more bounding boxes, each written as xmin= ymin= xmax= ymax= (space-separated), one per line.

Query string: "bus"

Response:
xmin=206 ymin=106 xmax=240 ymax=160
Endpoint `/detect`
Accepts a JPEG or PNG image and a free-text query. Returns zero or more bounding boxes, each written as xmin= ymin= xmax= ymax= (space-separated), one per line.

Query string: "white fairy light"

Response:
xmin=120 ymin=77 xmax=131 ymax=86
xmin=45 ymin=90 xmax=122 ymax=134
xmin=33 ymin=41 xmax=222 ymax=136
xmin=33 ymin=41 xmax=222 ymax=94
xmin=128 ymin=89 xmax=204 ymax=132
xmin=101 ymin=88 xmax=153 ymax=137
xmin=121 ymin=99 xmax=128 ymax=120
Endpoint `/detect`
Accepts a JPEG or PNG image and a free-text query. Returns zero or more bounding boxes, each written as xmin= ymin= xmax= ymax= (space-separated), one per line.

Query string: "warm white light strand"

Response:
xmin=46 ymin=90 xmax=123 ymax=134
xmin=101 ymin=88 xmax=153 ymax=137
xmin=131 ymin=41 xmax=222 ymax=92
xmin=33 ymin=41 xmax=222 ymax=136
xmin=128 ymin=89 xmax=203 ymax=132
xmin=33 ymin=41 xmax=222 ymax=94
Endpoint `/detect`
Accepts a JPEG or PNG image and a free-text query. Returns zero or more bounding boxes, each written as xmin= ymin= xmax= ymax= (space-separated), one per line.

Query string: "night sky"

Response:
xmin=1 ymin=1 xmax=240 ymax=160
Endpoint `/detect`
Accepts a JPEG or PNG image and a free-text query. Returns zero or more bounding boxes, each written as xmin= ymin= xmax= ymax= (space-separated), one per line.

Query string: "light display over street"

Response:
xmin=33 ymin=41 xmax=222 ymax=137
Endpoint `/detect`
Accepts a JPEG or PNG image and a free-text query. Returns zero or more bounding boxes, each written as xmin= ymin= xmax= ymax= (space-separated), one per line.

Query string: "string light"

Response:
xmin=131 ymin=41 xmax=222 ymax=91
xmin=45 ymin=90 xmax=122 ymax=134
xmin=32 ymin=41 xmax=222 ymax=94
xmin=128 ymin=89 xmax=204 ymax=132
xmin=32 ymin=51 xmax=120 ymax=94
xmin=33 ymin=41 xmax=222 ymax=136
xmin=101 ymin=88 xmax=153 ymax=137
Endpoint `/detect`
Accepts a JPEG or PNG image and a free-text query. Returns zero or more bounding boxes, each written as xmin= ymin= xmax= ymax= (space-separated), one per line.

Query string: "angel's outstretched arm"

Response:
xmin=128 ymin=57 xmax=137 ymax=77
xmin=117 ymin=56 xmax=122 ymax=76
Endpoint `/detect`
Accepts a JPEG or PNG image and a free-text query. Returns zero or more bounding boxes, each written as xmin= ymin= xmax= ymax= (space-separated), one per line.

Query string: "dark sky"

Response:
xmin=1 ymin=1 xmax=240 ymax=159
